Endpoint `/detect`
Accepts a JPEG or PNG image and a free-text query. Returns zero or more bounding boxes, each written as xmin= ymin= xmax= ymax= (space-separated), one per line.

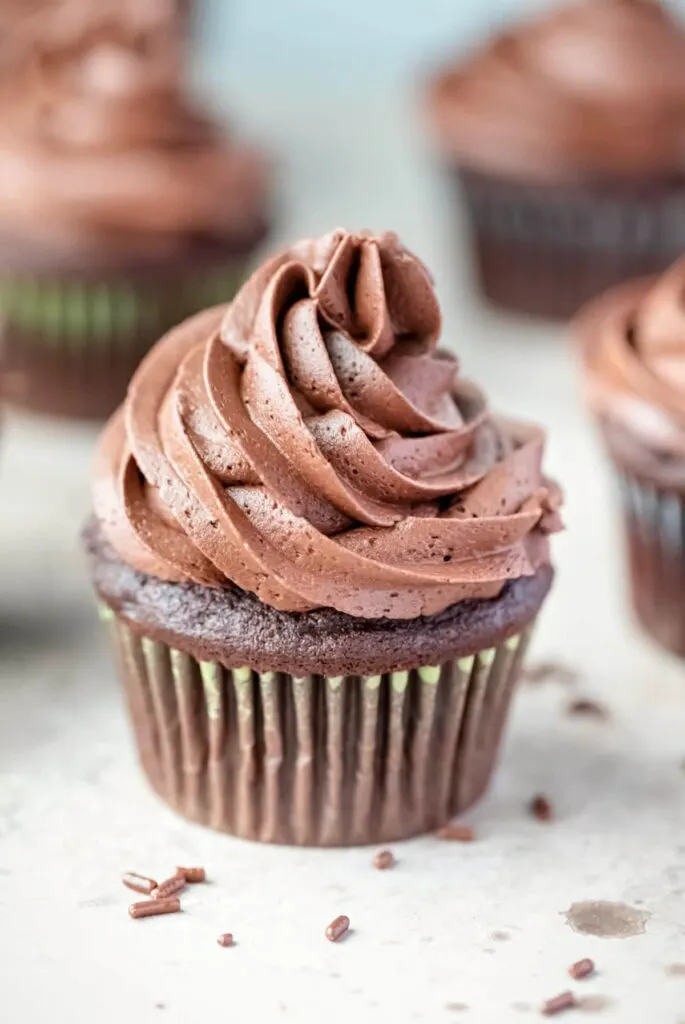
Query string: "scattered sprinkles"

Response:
xmin=123 ymin=865 xmax=206 ymax=922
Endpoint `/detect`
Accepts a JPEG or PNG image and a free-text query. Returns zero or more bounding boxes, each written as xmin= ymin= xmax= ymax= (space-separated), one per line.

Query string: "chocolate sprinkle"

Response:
xmin=128 ymin=897 xmax=181 ymax=920
xmin=541 ymin=991 xmax=576 ymax=1016
xmin=325 ymin=915 xmax=350 ymax=942
xmin=122 ymin=872 xmax=157 ymax=895
xmin=176 ymin=866 xmax=205 ymax=883
xmin=152 ymin=876 xmax=186 ymax=900
xmin=567 ymin=699 xmax=609 ymax=720
xmin=529 ymin=794 xmax=554 ymax=822
xmin=569 ymin=958 xmax=595 ymax=980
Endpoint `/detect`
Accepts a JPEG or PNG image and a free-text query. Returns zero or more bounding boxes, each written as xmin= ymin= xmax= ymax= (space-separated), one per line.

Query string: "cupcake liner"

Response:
xmin=0 ymin=262 xmax=246 ymax=418
xmin=456 ymin=168 xmax=685 ymax=319
xmin=100 ymin=605 xmax=533 ymax=846
xmin=0 ymin=264 xmax=244 ymax=342
xmin=617 ymin=471 xmax=685 ymax=657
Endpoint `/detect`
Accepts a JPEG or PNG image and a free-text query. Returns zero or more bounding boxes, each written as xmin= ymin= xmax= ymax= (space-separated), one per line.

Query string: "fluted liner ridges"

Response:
xmin=101 ymin=607 xmax=531 ymax=845
xmin=619 ymin=471 xmax=685 ymax=658
xmin=0 ymin=264 xmax=244 ymax=346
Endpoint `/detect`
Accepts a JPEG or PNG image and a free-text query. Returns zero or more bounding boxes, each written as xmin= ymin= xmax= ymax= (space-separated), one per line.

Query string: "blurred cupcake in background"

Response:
xmin=84 ymin=228 xmax=563 ymax=845
xmin=427 ymin=0 xmax=685 ymax=320
xmin=0 ymin=0 xmax=269 ymax=419
xmin=577 ymin=258 xmax=685 ymax=657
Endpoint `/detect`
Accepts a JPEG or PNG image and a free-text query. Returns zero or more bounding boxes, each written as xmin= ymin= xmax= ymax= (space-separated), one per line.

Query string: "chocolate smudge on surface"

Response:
xmin=563 ymin=901 xmax=650 ymax=938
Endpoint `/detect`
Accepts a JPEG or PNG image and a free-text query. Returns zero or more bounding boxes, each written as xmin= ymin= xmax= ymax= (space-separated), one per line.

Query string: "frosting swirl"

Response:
xmin=428 ymin=0 xmax=685 ymax=181
xmin=94 ymin=229 xmax=561 ymax=619
xmin=0 ymin=0 xmax=266 ymax=245
xmin=579 ymin=257 xmax=685 ymax=481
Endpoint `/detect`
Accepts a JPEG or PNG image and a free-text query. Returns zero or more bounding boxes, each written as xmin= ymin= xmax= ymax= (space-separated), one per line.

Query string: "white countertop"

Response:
xmin=2 ymin=84 xmax=685 ymax=1024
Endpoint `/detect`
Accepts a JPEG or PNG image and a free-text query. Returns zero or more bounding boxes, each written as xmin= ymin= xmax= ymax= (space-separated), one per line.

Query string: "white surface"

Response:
xmin=3 ymin=85 xmax=685 ymax=1024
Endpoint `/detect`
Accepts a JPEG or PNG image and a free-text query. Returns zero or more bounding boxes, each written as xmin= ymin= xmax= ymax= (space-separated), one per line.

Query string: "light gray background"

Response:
xmin=199 ymin=0 xmax=685 ymax=86
xmin=200 ymin=0 xmax=543 ymax=86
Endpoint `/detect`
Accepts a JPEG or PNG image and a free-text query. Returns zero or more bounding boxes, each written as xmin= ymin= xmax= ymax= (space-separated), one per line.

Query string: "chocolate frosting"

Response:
xmin=0 ymin=1 xmax=266 ymax=247
xmin=579 ymin=258 xmax=685 ymax=483
xmin=428 ymin=0 xmax=685 ymax=181
xmin=94 ymin=229 xmax=562 ymax=619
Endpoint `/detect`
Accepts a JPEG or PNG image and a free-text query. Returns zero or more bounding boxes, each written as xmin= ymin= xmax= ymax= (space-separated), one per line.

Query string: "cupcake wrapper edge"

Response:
xmin=617 ymin=470 xmax=685 ymax=657
xmin=101 ymin=608 xmax=533 ymax=845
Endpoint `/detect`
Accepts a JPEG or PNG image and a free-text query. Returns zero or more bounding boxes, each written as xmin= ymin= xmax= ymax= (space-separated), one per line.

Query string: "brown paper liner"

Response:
xmin=457 ymin=168 xmax=685 ymax=320
xmin=618 ymin=471 xmax=685 ymax=658
xmin=0 ymin=262 xmax=246 ymax=419
xmin=100 ymin=607 xmax=533 ymax=845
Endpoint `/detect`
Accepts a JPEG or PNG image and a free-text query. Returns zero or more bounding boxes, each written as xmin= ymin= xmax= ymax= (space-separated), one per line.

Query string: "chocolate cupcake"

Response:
xmin=85 ymin=229 xmax=562 ymax=845
xmin=0 ymin=2 xmax=268 ymax=419
xmin=578 ymin=258 xmax=685 ymax=657
xmin=427 ymin=0 xmax=685 ymax=320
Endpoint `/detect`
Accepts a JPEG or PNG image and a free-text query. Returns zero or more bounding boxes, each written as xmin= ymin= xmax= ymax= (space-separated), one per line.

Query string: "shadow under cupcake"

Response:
xmin=427 ymin=0 xmax=685 ymax=320
xmin=0 ymin=3 xmax=269 ymax=419
xmin=84 ymin=228 xmax=563 ymax=845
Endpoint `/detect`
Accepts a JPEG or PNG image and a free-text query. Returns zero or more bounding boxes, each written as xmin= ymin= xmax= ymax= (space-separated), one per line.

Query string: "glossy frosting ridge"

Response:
xmin=95 ymin=229 xmax=561 ymax=618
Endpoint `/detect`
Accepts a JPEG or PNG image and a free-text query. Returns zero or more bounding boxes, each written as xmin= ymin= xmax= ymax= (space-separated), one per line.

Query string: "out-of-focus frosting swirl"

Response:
xmin=428 ymin=0 xmax=685 ymax=181
xmin=580 ymin=258 xmax=685 ymax=479
xmin=94 ymin=229 xmax=562 ymax=619
xmin=0 ymin=0 xmax=266 ymax=244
